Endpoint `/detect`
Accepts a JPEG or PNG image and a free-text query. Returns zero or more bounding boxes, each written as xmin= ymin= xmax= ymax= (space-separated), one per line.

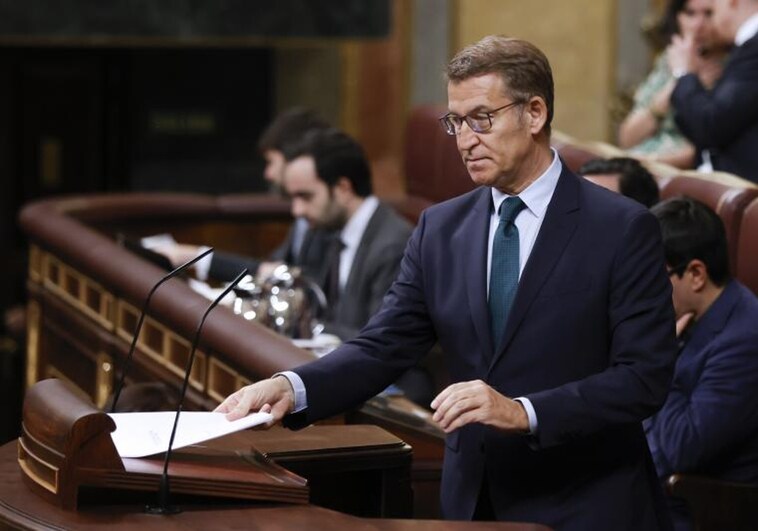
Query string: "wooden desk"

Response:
xmin=0 ymin=441 xmax=549 ymax=531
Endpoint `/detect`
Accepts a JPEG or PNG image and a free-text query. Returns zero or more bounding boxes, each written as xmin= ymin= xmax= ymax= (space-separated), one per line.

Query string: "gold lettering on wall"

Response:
xmin=39 ymin=137 xmax=62 ymax=189
xmin=149 ymin=111 xmax=217 ymax=135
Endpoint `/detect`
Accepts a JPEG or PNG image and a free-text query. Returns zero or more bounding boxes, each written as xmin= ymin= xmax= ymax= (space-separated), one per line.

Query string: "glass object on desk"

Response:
xmin=232 ymin=264 xmax=327 ymax=339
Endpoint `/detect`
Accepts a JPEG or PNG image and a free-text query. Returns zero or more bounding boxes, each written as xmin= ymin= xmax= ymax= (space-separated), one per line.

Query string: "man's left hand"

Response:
xmin=430 ymin=379 xmax=529 ymax=434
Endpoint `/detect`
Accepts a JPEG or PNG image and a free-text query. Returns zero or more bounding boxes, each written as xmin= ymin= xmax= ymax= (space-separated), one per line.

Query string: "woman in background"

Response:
xmin=619 ymin=0 xmax=725 ymax=168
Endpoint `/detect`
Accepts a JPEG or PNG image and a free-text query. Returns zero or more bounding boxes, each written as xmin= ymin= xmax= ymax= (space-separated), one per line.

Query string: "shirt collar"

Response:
xmin=735 ymin=12 xmax=758 ymax=46
xmin=341 ymin=195 xmax=379 ymax=249
xmin=490 ymin=148 xmax=562 ymax=218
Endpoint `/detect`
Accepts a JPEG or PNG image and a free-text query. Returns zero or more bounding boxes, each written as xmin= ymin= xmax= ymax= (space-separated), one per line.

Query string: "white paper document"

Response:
xmin=139 ymin=233 xmax=177 ymax=250
xmin=108 ymin=411 xmax=273 ymax=458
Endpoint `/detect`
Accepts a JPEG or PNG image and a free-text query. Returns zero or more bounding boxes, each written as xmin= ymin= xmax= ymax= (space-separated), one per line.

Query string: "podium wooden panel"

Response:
xmin=18 ymin=377 xmax=420 ymax=520
xmin=0 ymin=441 xmax=550 ymax=530
xmin=249 ymin=424 xmax=413 ymax=517
xmin=18 ymin=379 xmax=309 ymax=510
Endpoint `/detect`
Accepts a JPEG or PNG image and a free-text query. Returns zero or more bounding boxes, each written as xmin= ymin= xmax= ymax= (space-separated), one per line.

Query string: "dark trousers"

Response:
xmin=473 ymin=479 xmax=496 ymax=521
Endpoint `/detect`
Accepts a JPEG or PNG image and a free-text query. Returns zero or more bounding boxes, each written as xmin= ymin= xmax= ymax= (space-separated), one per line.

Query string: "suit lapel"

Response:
xmin=489 ymin=167 xmax=581 ymax=372
xmin=462 ymin=188 xmax=495 ymax=358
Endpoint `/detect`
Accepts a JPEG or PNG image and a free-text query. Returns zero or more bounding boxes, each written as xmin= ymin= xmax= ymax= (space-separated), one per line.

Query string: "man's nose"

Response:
xmin=456 ymin=122 xmax=479 ymax=152
xmin=291 ymin=199 xmax=305 ymax=219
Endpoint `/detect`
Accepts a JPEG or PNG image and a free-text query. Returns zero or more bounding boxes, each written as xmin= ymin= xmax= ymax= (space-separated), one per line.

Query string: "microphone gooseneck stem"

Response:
xmin=153 ymin=268 xmax=248 ymax=514
xmin=110 ymin=247 xmax=213 ymax=413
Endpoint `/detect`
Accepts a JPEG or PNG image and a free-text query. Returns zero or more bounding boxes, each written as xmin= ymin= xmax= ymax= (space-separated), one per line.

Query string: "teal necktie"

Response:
xmin=489 ymin=196 xmax=526 ymax=348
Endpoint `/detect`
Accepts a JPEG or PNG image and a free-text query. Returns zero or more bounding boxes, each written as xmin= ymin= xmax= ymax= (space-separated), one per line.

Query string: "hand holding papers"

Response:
xmin=109 ymin=411 xmax=273 ymax=458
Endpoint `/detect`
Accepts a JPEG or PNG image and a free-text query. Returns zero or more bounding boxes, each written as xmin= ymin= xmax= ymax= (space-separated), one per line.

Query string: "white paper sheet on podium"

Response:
xmin=108 ymin=411 xmax=273 ymax=458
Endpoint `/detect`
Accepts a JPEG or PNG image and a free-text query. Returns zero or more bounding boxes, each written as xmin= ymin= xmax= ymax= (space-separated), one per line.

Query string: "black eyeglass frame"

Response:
xmin=438 ymin=100 xmax=524 ymax=136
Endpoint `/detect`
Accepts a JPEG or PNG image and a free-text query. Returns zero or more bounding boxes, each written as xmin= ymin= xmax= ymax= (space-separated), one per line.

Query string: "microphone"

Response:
xmin=110 ymin=247 xmax=214 ymax=413
xmin=146 ymin=268 xmax=249 ymax=515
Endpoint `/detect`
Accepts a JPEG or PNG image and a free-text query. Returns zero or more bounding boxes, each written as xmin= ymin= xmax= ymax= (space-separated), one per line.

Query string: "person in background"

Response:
xmin=280 ymin=127 xmax=413 ymax=342
xmin=215 ymin=36 xmax=677 ymax=530
xmin=619 ymin=0 xmax=724 ymax=168
xmin=259 ymin=108 xmax=330 ymax=194
xmin=157 ymin=108 xmax=333 ymax=282
xmin=578 ymin=156 xmax=661 ymax=208
xmin=280 ymin=127 xmax=430 ymax=404
xmin=645 ymin=197 xmax=758 ymax=531
xmin=668 ymin=0 xmax=758 ymax=182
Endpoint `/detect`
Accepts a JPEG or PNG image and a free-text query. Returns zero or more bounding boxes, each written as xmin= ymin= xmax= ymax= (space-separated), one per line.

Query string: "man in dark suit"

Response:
xmin=645 ymin=197 xmax=758 ymax=531
xmin=217 ymin=36 xmax=677 ymax=530
xmin=280 ymin=127 xmax=413 ymax=340
xmin=668 ymin=0 xmax=758 ymax=182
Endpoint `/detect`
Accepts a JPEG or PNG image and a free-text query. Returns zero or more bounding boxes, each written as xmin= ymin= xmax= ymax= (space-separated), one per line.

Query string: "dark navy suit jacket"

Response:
xmin=285 ymin=166 xmax=678 ymax=530
xmin=645 ymin=280 xmax=758 ymax=530
xmin=672 ymin=34 xmax=758 ymax=182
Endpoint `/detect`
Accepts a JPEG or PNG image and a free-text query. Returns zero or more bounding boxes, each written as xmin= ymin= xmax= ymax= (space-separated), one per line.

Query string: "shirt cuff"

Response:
xmin=274 ymin=371 xmax=308 ymax=413
xmin=514 ymin=397 xmax=539 ymax=435
xmin=194 ymin=246 xmax=213 ymax=281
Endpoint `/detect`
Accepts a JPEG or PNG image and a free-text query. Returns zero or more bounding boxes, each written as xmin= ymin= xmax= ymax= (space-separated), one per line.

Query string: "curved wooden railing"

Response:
xmin=19 ymin=193 xmax=315 ymax=410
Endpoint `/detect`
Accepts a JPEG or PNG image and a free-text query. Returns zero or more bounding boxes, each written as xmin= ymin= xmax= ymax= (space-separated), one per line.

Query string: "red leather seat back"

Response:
xmin=554 ymin=143 xmax=600 ymax=174
xmin=398 ymin=105 xmax=474 ymax=222
xmin=660 ymin=176 xmax=758 ymax=275
xmin=736 ymin=199 xmax=758 ymax=294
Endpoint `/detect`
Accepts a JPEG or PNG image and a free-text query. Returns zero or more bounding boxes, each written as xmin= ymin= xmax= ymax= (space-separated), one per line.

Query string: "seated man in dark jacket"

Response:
xmin=646 ymin=197 xmax=758 ymax=530
xmin=280 ymin=127 xmax=413 ymax=341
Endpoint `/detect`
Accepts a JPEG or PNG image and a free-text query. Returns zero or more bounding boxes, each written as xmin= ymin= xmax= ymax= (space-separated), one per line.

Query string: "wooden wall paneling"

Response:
xmin=340 ymin=0 xmax=411 ymax=199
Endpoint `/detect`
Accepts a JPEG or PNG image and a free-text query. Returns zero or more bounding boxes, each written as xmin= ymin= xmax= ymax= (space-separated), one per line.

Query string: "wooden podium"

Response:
xmin=17 ymin=378 xmax=309 ymax=510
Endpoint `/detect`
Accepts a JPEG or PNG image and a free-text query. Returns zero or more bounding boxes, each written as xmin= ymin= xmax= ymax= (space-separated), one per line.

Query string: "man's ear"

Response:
xmin=332 ymin=176 xmax=354 ymax=199
xmin=688 ymin=259 xmax=709 ymax=292
xmin=525 ymin=96 xmax=548 ymax=135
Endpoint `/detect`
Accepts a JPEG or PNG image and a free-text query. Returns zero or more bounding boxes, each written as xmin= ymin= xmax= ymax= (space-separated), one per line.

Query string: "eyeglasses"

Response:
xmin=439 ymin=101 xmax=524 ymax=136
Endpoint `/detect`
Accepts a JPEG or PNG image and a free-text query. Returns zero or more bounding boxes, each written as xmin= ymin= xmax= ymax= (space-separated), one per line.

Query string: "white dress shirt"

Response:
xmin=289 ymin=216 xmax=310 ymax=259
xmin=735 ymin=12 xmax=758 ymax=47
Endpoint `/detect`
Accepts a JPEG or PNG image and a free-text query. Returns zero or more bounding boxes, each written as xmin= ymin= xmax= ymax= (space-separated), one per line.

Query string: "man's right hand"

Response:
xmin=214 ymin=376 xmax=295 ymax=424
xmin=152 ymin=243 xmax=202 ymax=268
xmin=256 ymin=261 xmax=285 ymax=282
xmin=676 ymin=312 xmax=695 ymax=337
